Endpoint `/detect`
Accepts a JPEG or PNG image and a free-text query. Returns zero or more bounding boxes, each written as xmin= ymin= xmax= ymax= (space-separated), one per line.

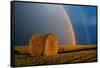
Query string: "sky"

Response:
xmin=63 ymin=5 xmax=97 ymax=45
xmin=14 ymin=2 xmax=97 ymax=45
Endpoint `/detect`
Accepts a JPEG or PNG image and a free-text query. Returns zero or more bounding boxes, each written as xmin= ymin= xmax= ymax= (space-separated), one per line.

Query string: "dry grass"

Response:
xmin=15 ymin=49 xmax=96 ymax=67
xmin=14 ymin=45 xmax=97 ymax=67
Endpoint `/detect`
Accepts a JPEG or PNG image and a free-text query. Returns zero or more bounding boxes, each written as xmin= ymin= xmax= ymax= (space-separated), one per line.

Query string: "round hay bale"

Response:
xmin=43 ymin=33 xmax=58 ymax=56
xmin=29 ymin=34 xmax=45 ymax=57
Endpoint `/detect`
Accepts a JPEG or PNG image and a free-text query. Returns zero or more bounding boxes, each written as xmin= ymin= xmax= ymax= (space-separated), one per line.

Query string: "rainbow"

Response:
xmin=59 ymin=6 xmax=76 ymax=45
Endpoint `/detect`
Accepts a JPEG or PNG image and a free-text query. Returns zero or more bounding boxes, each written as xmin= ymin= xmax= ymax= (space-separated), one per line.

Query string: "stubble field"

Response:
xmin=14 ymin=45 xmax=97 ymax=67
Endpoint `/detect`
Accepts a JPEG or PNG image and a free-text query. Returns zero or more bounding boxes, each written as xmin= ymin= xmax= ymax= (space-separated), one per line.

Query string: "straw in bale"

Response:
xmin=29 ymin=34 xmax=45 ymax=57
xmin=43 ymin=33 xmax=58 ymax=56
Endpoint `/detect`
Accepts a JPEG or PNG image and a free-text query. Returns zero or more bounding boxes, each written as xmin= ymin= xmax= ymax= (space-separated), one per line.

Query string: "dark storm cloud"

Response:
xmin=14 ymin=2 xmax=97 ymax=45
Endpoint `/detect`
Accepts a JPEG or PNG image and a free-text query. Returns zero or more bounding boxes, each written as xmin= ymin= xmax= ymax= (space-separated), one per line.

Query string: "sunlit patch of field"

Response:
xmin=14 ymin=45 xmax=97 ymax=67
xmin=58 ymin=45 xmax=96 ymax=52
xmin=15 ymin=46 xmax=29 ymax=54
xmin=15 ymin=45 xmax=96 ymax=53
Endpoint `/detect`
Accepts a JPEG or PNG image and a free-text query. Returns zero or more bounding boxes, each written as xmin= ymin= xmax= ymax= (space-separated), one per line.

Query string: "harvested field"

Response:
xmin=15 ymin=45 xmax=97 ymax=67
